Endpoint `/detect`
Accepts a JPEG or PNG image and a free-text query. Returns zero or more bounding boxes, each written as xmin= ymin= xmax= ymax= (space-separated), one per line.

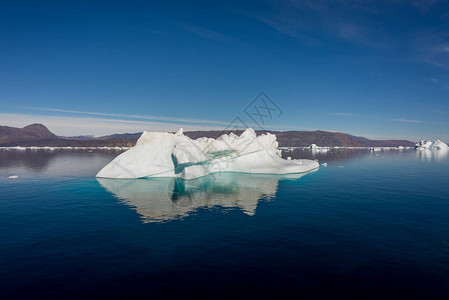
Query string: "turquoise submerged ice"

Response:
xmin=96 ymin=128 xmax=319 ymax=179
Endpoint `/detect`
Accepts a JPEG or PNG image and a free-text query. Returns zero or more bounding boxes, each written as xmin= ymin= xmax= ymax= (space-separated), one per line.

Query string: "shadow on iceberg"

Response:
xmin=97 ymin=171 xmax=315 ymax=223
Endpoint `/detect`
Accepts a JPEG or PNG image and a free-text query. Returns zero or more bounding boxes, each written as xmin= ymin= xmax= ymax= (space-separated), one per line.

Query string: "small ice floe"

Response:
xmin=321 ymin=162 xmax=328 ymax=167
xmin=8 ymin=175 xmax=19 ymax=179
xmin=337 ymin=165 xmax=344 ymax=168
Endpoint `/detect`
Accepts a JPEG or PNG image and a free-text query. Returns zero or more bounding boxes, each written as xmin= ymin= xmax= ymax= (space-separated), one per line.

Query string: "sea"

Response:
xmin=0 ymin=148 xmax=448 ymax=299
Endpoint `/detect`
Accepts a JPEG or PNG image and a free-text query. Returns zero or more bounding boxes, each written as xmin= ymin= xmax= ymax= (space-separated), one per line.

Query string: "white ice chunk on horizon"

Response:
xmin=415 ymin=139 xmax=448 ymax=150
xmin=415 ymin=140 xmax=433 ymax=149
xmin=96 ymin=128 xmax=319 ymax=180
xmin=309 ymin=143 xmax=329 ymax=152
xmin=432 ymin=140 xmax=449 ymax=150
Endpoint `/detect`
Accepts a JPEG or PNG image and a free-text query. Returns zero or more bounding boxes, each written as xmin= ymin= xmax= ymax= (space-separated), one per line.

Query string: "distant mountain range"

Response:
xmin=0 ymin=124 xmax=135 ymax=147
xmin=0 ymin=124 xmax=417 ymax=147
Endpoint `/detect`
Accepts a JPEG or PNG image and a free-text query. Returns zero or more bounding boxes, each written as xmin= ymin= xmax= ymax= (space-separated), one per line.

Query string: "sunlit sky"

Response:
xmin=1 ymin=0 xmax=449 ymax=141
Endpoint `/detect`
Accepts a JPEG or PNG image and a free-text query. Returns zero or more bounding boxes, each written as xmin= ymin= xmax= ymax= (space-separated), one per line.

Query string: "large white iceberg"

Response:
xmin=415 ymin=139 xmax=448 ymax=150
xmin=96 ymin=128 xmax=319 ymax=179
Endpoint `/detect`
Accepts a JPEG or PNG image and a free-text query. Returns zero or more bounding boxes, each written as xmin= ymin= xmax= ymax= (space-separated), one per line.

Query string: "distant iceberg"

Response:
xmin=96 ymin=128 xmax=319 ymax=180
xmin=309 ymin=143 xmax=329 ymax=152
xmin=431 ymin=140 xmax=449 ymax=150
xmin=415 ymin=140 xmax=448 ymax=150
xmin=415 ymin=140 xmax=433 ymax=149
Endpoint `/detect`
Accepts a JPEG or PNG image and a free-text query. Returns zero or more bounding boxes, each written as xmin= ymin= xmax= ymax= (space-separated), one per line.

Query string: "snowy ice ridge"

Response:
xmin=96 ymin=128 xmax=319 ymax=180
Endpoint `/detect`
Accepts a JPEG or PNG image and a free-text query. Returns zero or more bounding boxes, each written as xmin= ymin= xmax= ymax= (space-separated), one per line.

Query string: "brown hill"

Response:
xmin=0 ymin=124 xmax=58 ymax=146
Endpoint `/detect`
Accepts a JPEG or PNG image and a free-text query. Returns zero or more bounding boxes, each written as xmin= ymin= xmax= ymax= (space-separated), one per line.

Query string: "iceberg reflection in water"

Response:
xmin=97 ymin=171 xmax=315 ymax=223
xmin=416 ymin=148 xmax=448 ymax=162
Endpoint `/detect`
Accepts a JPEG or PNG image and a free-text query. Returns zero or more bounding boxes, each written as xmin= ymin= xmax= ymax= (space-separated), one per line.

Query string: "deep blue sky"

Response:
xmin=1 ymin=0 xmax=448 ymax=141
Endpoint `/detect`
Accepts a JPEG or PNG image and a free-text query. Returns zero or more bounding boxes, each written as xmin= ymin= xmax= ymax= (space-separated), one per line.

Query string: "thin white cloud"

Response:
xmin=337 ymin=22 xmax=366 ymax=41
xmin=176 ymin=21 xmax=243 ymax=46
xmin=254 ymin=0 xmax=449 ymax=67
xmin=331 ymin=112 xmax=359 ymax=117
xmin=429 ymin=109 xmax=449 ymax=114
xmin=391 ymin=118 xmax=421 ymax=123
xmin=22 ymin=106 xmax=231 ymax=126
xmin=411 ymin=30 xmax=449 ymax=68
xmin=178 ymin=22 xmax=229 ymax=42
xmin=252 ymin=0 xmax=391 ymax=49
xmin=21 ymin=106 xmax=308 ymax=131
xmin=0 ymin=113 xmax=226 ymax=136
xmin=1 ymin=112 xmax=299 ymax=136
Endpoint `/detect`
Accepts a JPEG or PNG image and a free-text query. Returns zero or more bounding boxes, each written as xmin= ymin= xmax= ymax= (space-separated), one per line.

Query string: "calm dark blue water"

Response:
xmin=0 ymin=148 xmax=448 ymax=299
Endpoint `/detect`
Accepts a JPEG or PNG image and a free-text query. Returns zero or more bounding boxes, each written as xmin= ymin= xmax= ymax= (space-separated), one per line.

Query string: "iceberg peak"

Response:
xmin=175 ymin=128 xmax=184 ymax=136
xmin=240 ymin=127 xmax=257 ymax=139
